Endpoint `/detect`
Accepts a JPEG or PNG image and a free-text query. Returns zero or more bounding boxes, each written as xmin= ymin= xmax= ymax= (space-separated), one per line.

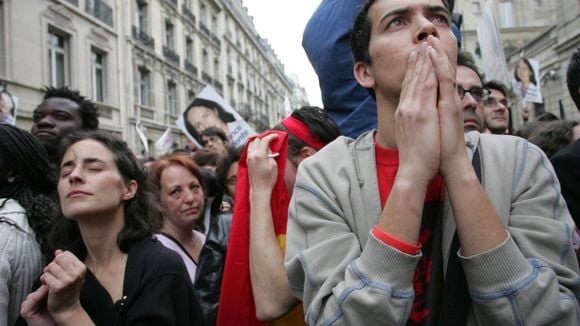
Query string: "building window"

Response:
xmin=166 ymin=80 xmax=177 ymax=115
xmin=186 ymin=37 xmax=194 ymax=62
xmin=202 ymin=50 xmax=209 ymax=70
xmin=188 ymin=89 xmax=195 ymax=103
xmin=135 ymin=0 xmax=148 ymax=32
xmin=91 ymin=49 xmax=106 ymax=102
xmin=165 ymin=20 xmax=174 ymax=50
xmin=48 ymin=30 xmax=69 ymax=87
xmin=498 ymin=0 xmax=514 ymax=28
xmin=138 ymin=67 xmax=150 ymax=106
xmin=533 ymin=0 xmax=543 ymax=8
xmin=200 ymin=4 xmax=207 ymax=26
xmin=214 ymin=58 xmax=219 ymax=79
xmin=472 ymin=1 xmax=481 ymax=13
xmin=211 ymin=13 xmax=218 ymax=32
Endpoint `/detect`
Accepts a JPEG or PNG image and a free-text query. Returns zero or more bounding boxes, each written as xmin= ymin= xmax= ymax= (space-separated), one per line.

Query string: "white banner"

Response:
xmin=283 ymin=96 xmax=292 ymax=118
xmin=135 ymin=120 xmax=150 ymax=156
xmin=477 ymin=1 xmax=510 ymax=86
xmin=155 ymin=127 xmax=174 ymax=155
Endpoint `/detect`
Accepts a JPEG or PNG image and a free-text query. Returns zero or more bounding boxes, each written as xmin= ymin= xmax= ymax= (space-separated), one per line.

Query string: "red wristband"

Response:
xmin=372 ymin=226 xmax=421 ymax=254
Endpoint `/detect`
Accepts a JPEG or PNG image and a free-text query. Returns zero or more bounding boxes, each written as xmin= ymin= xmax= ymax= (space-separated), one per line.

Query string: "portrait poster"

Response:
xmin=176 ymin=85 xmax=256 ymax=148
xmin=512 ymin=57 xmax=543 ymax=104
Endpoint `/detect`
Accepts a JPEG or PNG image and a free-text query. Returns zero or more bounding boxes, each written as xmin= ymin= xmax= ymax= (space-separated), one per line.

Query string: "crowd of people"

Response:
xmin=1 ymin=0 xmax=580 ymax=325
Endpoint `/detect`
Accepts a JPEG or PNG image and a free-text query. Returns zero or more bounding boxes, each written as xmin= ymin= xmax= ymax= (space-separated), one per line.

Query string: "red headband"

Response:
xmin=281 ymin=116 xmax=326 ymax=151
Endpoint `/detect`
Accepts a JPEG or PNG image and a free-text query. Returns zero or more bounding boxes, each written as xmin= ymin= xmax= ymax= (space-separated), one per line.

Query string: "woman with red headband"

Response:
xmin=217 ymin=106 xmax=340 ymax=325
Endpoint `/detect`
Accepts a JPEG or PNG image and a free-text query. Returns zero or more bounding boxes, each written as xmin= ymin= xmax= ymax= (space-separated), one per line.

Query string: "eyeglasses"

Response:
xmin=457 ymin=86 xmax=490 ymax=101
xmin=483 ymin=97 xmax=511 ymax=108
xmin=225 ymin=176 xmax=237 ymax=186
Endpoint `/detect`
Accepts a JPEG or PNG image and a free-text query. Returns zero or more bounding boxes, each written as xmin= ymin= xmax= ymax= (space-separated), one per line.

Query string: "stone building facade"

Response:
xmin=0 ymin=0 xmax=298 ymax=154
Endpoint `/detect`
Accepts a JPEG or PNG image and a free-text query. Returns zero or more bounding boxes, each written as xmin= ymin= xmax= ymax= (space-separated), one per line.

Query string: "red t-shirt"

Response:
xmin=375 ymin=142 xmax=445 ymax=325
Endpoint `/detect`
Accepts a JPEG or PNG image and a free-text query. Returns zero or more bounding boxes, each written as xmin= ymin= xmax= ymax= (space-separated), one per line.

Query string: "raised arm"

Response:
xmin=247 ymin=135 xmax=299 ymax=321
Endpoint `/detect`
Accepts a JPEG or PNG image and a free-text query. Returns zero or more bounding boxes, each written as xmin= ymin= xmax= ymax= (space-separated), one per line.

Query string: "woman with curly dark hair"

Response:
xmin=20 ymin=131 xmax=203 ymax=325
xmin=0 ymin=124 xmax=58 ymax=326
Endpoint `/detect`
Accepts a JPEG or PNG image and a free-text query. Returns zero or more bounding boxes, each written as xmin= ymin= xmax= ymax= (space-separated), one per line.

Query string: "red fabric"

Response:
xmin=217 ymin=131 xmax=290 ymax=326
xmin=375 ymin=140 xmax=445 ymax=325
xmin=372 ymin=226 xmax=421 ymax=255
xmin=281 ymin=116 xmax=325 ymax=150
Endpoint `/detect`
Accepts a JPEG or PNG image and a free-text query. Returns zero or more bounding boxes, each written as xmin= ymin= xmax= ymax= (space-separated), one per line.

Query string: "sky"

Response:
xmin=242 ymin=0 xmax=323 ymax=107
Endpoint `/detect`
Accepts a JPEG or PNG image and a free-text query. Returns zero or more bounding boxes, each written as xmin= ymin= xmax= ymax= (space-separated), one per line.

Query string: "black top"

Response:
xmin=82 ymin=238 xmax=203 ymax=325
xmin=551 ymin=139 xmax=580 ymax=226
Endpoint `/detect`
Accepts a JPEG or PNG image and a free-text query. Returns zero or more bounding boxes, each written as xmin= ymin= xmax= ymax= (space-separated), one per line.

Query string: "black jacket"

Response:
xmin=195 ymin=212 xmax=232 ymax=326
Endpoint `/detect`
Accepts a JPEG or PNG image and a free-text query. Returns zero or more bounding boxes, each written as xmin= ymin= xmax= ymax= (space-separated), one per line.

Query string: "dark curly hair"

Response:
xmin=273 ymin=106 xmax=341 ymax=159
xmin=0 ymin=124 xmax=58 ymax=259
xmin=215 ymin=146 xmax=242 ymax=198
xmin=49 ymin=131 xmax=162 ymax=258
xmin=43 ymin=86 xmax=100 ymax=130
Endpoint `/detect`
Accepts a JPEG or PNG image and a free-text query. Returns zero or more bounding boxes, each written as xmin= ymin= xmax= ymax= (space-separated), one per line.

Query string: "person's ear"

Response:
xmin=354 ymin=61 xmax=376 ymax=89
xmin=122 ymin=180 xmax=138 ymax=201
xmin=299 ymin=146 xmax=317 ymax=161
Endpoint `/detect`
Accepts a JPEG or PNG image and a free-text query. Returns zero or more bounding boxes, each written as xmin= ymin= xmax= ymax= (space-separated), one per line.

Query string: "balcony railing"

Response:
xmin=182 ymin=4 xmax=196 ymax=25
xmin=200 ymin=22 xmax=210 ymax=36
xmin=202 ymin=72 xmax=212 ymax=84
xmin=132 ymin=26 xmax=155 ymax=50
xmin=163 ymin=46 xmax=180 ymax=66
xmin=86 ymin=0 xmax=113 ymax=27
xmin=185 ymin=60 xmax=198 ymax=76
xmin=166 ymin=0 xmax=177 ymax=7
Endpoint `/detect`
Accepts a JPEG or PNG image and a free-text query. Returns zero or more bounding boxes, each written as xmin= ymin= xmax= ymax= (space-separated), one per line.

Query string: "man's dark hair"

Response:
xmin=193 ymin=147 xmax=220 ymax=169
xmin=202 ymin=126 xmax=228 ymax=144
xmin=50 ymin=131 xmax=163 ymax=258
xmin=484 ymin=80 xmax=509 ymax=98
xmin=215 ymin=146 xmax=242 ymax=197
xmin=350 ymin=0 xmax=450 ymax=65
xmin=273 ymin=106 xmax=341 ymax=158
xmin=184 ymin=98 xmax=236 ymax=143
xmin=43 ymin=86 xmax=100 ymax=130
xmin=528 ymin=120 xmax=579 ymax=158
xmin=350 ymin=0 xmax=451 ymax=99
xmin=458 ymin=51 xmax=483 ymax=82
xmin=566 ymin=48 xmax=580 ymax=111
xmin=535 ymin=112 xmax=559 ymax=122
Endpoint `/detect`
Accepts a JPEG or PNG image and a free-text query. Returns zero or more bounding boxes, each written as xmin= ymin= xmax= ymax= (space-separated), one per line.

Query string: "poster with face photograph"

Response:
xmin=512 ymin=57 xmax=543 ymax=104
xmin=0 ymin=91 xmax=18 ymax=125
xmin=176 ymin=85 xmax=256 ymax=148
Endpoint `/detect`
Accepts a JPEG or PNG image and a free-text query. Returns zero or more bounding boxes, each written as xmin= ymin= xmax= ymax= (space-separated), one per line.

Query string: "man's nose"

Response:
xmin=416 ymin=17 xmax=438 ymax=42
xmin=462 ymin=93 xmax=478 ymax=111
xmin=36 ymin=116 xmax=55 ymax=128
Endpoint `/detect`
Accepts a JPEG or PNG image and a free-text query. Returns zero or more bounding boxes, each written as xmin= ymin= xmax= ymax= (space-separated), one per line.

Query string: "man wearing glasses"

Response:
xmin=456 ymin=51 xmax=490 ymax=133
xmin=482 ymin=80 xmax=511 ymax=134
